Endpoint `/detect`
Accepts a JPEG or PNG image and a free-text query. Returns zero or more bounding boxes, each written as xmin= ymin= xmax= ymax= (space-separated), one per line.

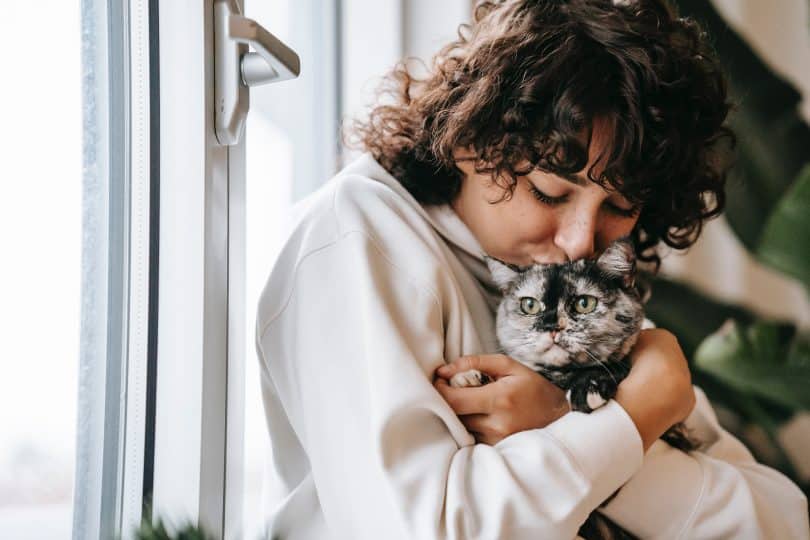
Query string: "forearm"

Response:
xmin=614 ymin=382 xmax=677 ymax=452
xmin=614 ymin=329 xmax=696 ymax=452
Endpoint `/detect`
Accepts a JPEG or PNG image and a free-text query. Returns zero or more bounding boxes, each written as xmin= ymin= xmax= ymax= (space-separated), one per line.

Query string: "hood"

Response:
xmin=339 ymin=152 xmax=502 ymax=305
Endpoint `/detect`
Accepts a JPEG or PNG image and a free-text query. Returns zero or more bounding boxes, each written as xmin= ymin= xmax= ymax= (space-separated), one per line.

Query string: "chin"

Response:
xmin=537 ymin=344 xmax=572 ymax=367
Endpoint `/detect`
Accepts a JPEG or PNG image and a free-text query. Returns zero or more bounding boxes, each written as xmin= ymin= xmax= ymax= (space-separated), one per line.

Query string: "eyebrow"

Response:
xmin=556 ymin=171 xmax=588 ymax=186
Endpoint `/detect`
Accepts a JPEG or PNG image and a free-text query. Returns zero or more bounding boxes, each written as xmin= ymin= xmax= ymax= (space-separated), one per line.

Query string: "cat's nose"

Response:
xmin=550 ymin=330 xmax=559 ymax=341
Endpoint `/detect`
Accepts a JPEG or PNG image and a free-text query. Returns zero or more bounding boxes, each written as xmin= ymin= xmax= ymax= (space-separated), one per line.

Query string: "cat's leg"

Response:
xmin=567 ymin=369 xmax=618 ymax=413
xmin=448 ymin=369 xmax=493 ymax=388
xmin=661 ymin=422 xmax=699 ymax=452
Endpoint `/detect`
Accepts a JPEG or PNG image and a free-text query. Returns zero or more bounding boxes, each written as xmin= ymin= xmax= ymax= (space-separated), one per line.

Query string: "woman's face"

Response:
xmin=451 ymin=126 xmax=641 ymax=267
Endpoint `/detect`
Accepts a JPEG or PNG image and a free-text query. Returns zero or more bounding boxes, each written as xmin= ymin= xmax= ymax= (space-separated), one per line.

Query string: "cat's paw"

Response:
xmin=585 ymin=390 xmax=607 ymax=410
xmin=449 ymin=369 xmax=492 ymax=388
xmin=567 ymin=382 xmax=608 ymax=413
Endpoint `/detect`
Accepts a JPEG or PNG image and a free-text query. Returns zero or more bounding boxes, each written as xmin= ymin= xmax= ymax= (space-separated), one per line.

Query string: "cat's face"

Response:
xmin=486 ymin=238 xmax=644 ymax=369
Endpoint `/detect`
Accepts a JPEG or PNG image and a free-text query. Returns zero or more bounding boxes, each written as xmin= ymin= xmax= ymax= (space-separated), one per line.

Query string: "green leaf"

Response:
xmin=673 ymin=0 xmax=810 ymax=249
xmin=756 ymin=164 xmax=810 ymax=289
xmin=695 ymin=320 xmax=810 ymax=410
xmin=645 ymin=277 xmax=756 ymax=358
xmin=134 ymin=518 xmax=213 ymax=540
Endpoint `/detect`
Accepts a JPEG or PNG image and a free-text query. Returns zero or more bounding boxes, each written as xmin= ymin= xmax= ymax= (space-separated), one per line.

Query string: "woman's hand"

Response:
xmin=433 ymin=354 xmax=569 ymax=446
xmin=434 ymin=329 xmax=695 ymax=450
xmin=614 ymin=328 xmax=696 ymax=452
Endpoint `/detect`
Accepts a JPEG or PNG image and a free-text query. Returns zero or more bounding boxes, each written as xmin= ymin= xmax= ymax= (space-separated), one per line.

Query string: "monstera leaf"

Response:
xmin=757 ymin=164 xmax=810 ymax=290
xmin=695 ymin=319 xmax=810 ymax=411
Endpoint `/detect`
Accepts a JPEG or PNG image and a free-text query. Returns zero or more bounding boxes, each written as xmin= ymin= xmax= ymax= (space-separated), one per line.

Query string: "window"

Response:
xmin=0 ymin=2 xmax=82 ymax=538
xmin=0 ymin=2 xmax=469 ymax=538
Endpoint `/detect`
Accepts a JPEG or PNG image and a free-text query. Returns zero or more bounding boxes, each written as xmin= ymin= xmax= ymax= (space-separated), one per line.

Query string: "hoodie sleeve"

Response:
xmin=600 ymin=386 xmax=810 ymax=539
xmin=257 ymin=228 xmax=645 ymax=540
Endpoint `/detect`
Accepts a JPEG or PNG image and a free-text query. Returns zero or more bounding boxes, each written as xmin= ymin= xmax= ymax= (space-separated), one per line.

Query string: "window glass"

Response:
xmin=0 ymin=2 xmax=83 ymax=538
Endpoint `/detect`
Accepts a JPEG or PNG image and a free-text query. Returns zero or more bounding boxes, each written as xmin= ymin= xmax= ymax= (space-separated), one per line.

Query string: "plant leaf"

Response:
xmin=756 ymin=164 xmax=810 ymax=290
xmin=695 ymin=320 xmax=810 ymax=410
xmin=673 ymin=0 xmax=810 ymax=249
xmin=645 ymin=277 xmax=756 ymax=358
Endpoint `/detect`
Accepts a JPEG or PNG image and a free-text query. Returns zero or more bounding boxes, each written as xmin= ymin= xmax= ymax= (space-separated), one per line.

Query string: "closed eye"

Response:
xmin=531 ymin=184 xmax=639 ymax=217
xmin=528 ymin=185 xmax=567 ymax=205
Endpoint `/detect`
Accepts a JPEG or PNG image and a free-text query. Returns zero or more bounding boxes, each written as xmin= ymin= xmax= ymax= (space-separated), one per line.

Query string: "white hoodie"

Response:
xmin=255 ymin=152 xmax=809 ymax=540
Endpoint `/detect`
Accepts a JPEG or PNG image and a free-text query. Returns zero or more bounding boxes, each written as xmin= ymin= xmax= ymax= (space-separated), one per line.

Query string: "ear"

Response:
xmin=484 ymin=256 xmax=522 ymax=291
xmin=596 ymin=237 xmax=636 ymax=288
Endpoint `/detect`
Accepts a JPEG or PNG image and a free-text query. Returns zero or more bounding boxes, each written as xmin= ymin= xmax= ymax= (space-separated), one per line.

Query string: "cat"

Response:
xmin=450 ymin=237 xmax=695 ymax=449
xmin=449 ymin=237 xmax=697 ymax=540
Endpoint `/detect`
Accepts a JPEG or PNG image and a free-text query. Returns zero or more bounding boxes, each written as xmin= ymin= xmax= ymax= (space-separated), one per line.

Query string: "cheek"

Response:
xmin=509 ymin=213 xmax=555 ymax=247
xmin=598 ymin=215 xmax=639 ymax=245
xmin=487 ymin=201 xmax=556 ymax=256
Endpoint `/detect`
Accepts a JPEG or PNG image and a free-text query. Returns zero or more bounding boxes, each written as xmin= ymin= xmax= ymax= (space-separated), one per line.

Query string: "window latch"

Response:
xmin=214 ymin=0 xmax=301 ymax=146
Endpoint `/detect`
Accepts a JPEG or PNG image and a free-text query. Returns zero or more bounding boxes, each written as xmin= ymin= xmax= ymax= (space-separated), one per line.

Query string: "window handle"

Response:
xmin=231 ymin=16 xmax=300 ymax=86
xmin=214 ymin=0 xmax=301 ymax=146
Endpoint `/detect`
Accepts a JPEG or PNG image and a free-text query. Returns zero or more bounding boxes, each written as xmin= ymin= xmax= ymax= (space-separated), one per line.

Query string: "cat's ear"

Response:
xmin=485 ymin=256 xmax=522 ymax=291
xmin=596 ymin=237 xmax=636 ymax=287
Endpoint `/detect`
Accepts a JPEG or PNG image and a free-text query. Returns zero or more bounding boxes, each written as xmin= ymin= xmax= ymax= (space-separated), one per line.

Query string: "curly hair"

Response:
xmin=344 ymin=0 xmax=735 ymax=269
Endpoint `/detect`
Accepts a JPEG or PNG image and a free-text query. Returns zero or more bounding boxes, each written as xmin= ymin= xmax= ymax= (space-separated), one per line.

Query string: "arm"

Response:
xmin=436 ymin=330 xmax=696 ymax=453
xmin=601 ymin=386 xmax=809 ymax=539
xmin=257 ymin=231 xmax=645 ymax=540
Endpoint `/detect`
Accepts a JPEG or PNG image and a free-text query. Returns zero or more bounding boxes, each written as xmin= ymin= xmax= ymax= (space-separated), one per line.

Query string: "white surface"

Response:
xmin=121 ymin=0 xmax=152 ymax=534
xmin=0 ymin=1 xmax=81 ymax=538
xmin=152 ymin=0 xmax=206 ymax=526
xmin=0 ymin=504 xmax=73 ymax=540
xmin=244 ymin=109 xmax=295 ymax=540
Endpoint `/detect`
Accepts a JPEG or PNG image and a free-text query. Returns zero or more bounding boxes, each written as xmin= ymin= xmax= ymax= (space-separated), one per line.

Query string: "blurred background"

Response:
xmin=0 ymin=0 xmax=807 ymax=538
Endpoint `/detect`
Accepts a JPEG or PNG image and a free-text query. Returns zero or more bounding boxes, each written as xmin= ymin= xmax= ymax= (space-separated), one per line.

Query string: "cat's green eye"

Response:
xmin=520 ymin=297 xmax=544 ymax=315
xmin=574 ymin=295 xmax=598 ymax=314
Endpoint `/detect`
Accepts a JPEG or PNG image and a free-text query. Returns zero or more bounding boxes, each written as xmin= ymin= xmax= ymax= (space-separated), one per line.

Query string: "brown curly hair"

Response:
xmin=345 ymin=0 xmax=735 ymax=268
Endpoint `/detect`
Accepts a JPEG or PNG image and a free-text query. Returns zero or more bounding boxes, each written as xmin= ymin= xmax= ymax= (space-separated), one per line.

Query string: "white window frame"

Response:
xmin=151 ymin=1 xmax=244 ymax=538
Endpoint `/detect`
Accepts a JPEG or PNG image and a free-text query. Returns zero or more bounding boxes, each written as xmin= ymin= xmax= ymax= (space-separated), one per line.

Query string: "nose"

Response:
xmin=554 ymin=205 xmax=597 ymax=262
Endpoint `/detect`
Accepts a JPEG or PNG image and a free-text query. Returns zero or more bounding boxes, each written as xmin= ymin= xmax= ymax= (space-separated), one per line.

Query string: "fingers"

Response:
xmin=436 ymin=354 xmax=517 ymax=380
xmin=460 ymin=414 xmax=506 ymax=446
xmin=458 ymin=415 xmax=490 ymax=446
xmin=459 ymin=413 xmax=489 ymax=434
xmin=434 ymin=377 xmax=493 ymax=415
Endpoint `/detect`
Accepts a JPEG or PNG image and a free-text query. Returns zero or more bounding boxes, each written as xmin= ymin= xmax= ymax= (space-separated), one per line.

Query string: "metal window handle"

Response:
xmin=214 ymin=0 xmax=301 ymax=146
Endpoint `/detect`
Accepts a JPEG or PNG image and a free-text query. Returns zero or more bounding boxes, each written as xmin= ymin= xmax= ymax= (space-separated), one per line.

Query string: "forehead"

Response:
xmin=514 ymin=263 xmax=605 ymax=298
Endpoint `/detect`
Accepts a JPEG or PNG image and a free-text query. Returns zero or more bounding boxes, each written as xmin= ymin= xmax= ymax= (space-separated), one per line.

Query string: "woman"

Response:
xmin=255 ymin=0 xmax=809 ymax=538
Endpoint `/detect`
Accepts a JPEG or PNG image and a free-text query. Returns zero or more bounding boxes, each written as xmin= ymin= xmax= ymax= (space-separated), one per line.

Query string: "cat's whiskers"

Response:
xmin=582 ymin=349 xmax=620 ymax=386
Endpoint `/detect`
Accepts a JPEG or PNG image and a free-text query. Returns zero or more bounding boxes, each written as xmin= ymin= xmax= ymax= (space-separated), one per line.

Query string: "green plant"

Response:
xmin=645 ymin=0 xmax=810 ymax=496
xmin=134 ymin=518 xmax=214 ymax=540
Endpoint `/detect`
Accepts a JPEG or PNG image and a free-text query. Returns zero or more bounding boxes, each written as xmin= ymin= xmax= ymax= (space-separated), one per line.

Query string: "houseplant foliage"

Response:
xmin=133 ymin=518 xmax=213 ymax=540
xmin=645 ymin=0 xmax=810 ymax=495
